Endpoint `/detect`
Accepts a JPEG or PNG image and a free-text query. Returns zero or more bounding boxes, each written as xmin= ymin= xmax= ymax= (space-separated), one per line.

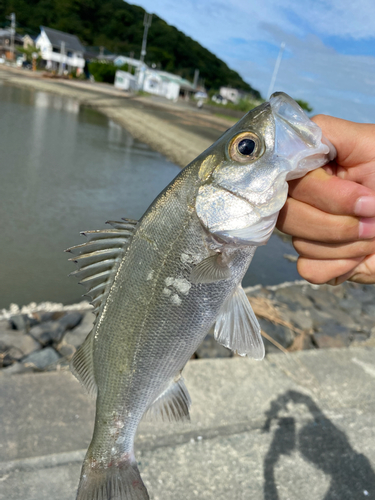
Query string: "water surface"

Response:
xmin=0 ymin=83 xmax=299 ymax=309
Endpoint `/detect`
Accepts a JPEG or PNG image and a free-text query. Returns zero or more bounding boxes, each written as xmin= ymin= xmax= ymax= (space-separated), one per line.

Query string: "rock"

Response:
xmin=273 ymin=286 xmax=313 ymax=311
xmin=9 ymin=314 xmax=27 ymax=331
xmin=29 ymin=322 xmax=66 ymax=346
xmin=195 ymin=330 xmax=232 ymax=359
xmin=56 ymin=342 xmax=76 ymax=358
xmin=0 ymin=362 xmax=35 ymax=375
xmin=58 ymin=311 xmax=83 ymax=330
xmin=313 ymin=323 xmax=351 ymax=348
xmin=0 ymin=330 xmax=41 ymax=358
xmin=64 ymin=311 xmax=95 ymax=348
xmin=348 ymin=285 xmax=375 ymax=304
xmin=35 ymin=311 xmax=66 ymax=322
xmin=285 ymin=309 xmax=313 ymax=331
xmin=338 ymin=297 xmax=362 ymax=317
xmin=304 ymin=288 xmax=339 ymax=310
xmin=22 ymin=347 xmax=60 ymax=370
xmin=362 ymin=304 xmax=375 ymax=317
xmin=258 ymin=318 xmax=295 ymax=353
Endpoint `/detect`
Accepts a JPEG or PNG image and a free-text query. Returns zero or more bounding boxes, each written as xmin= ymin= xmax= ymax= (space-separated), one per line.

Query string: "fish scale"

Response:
xmin=70 ymin=92 xmax=336 ymax=500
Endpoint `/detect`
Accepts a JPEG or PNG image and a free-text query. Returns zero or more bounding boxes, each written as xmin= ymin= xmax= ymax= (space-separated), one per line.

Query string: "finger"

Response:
xmin=312 ymin=115 xmax=375 ymax=168
xmin=293 ymin=237 xmax=375 ymax=260
xmin=297 ymin=256 xmax=363 ymax=284
xmin=288 ymin=168 xmax=375 ymax=217
xmin=348 ymin=254 xmax=375 ymax=284
xmin=277 ymin=198 xmax=375 ymax=242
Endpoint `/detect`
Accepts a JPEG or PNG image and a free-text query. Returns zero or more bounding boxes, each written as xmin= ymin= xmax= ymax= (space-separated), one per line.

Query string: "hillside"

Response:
xmin=0 ymin=0 xmax=261 ymax=96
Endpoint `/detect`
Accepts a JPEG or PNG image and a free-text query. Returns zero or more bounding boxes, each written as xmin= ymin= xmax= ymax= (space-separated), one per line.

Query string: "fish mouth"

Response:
xmin=269 ymin=92 xmax=336 ymax=180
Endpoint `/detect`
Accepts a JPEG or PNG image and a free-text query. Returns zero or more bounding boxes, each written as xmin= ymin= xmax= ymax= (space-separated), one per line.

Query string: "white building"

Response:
xmin=141 ymin=69 xmax=195 ymax=101
xmin=36 ymin=26 xmax=85 ymax=72
xmin=219 ymin=87 xmax=242 ymax=104
xmin=114 ymin=70 xmax=137 ymax=91
xmin=114 ymin=55 xmax=142 ymax=73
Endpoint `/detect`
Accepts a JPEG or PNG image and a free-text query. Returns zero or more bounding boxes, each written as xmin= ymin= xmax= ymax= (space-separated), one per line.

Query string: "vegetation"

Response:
xmin=0 ymin=0 xmax=261 ymax=96
xmin=295 ymin=99 xmax=313 ymax=113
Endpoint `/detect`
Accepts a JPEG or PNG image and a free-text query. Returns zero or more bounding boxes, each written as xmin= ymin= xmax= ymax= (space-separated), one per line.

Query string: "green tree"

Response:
xmin=295 ymin=99 xmax=313 ymax=113
xmin=0 ymin=0 xmax=261 ymax=96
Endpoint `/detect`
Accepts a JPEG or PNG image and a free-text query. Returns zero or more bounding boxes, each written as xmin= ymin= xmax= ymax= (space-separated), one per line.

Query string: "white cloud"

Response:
xmin=131 ymin=0 xmax=375 ymax=121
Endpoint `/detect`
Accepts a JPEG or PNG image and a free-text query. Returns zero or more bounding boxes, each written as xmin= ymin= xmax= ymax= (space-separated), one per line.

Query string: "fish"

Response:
xmin=67 ymin=92 xmax=336 ymax=500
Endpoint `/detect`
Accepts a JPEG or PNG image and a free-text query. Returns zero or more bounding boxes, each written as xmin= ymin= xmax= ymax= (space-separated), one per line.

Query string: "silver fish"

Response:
xmin=68 ymin=92 xmax=335 ymax=500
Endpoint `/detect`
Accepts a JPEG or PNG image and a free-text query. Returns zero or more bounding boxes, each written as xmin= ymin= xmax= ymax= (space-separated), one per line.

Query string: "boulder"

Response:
xmin=29 ymin=322 xmax=66 ymax=346
xmin=64 ymin=311 xmax=95 ymax=348
xmin=22 ymin=347 xmax=60 ymax=370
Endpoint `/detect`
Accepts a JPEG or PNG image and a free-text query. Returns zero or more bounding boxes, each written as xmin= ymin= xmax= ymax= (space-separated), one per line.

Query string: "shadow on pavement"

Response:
xmin=262 ymin=390 xmax=375 ymax=500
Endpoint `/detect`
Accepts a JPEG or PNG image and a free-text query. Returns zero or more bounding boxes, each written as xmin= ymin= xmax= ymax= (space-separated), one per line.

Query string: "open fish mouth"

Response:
xmin=270 ymin=92 xmax=336 ymax=181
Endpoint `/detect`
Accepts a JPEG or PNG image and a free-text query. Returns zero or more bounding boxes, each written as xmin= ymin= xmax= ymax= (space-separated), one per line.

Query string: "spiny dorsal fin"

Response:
xmin=66 ymin=220 xmax=137 ymax=317
xmin=71 ymin=329 xmax=97 ymax=398
xmin=214 ymin=285 xmax=265 ymax=360
xmin=143 ymin=375 xmax=191 ymax=423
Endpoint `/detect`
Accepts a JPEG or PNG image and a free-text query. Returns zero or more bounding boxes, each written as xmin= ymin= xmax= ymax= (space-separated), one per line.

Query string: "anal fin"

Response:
xmin=214 ymin=285 xmax=265 ymax=359
xmin=143 ymin=375 xmax=191 ymax=422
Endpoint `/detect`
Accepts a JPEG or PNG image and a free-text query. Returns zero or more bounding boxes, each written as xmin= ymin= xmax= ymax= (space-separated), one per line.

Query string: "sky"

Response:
xmin=131 ymin=0 xmax=375 ymax=122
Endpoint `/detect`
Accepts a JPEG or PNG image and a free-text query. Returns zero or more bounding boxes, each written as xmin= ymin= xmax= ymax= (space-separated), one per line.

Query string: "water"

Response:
xmin=0 ymin=83 xmax=299 ymax=309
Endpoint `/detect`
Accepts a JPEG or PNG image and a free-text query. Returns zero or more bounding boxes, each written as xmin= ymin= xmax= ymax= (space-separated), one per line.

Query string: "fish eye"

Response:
xmin=228 ymin=132 xmax=264 ymax=163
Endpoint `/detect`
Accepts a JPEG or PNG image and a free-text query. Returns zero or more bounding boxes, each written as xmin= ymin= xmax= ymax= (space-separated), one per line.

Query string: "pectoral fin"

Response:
xmin=215 ymin=286 xmax=265 ymax=359
xmin=190 ymin=254 xmax=231 ymax=284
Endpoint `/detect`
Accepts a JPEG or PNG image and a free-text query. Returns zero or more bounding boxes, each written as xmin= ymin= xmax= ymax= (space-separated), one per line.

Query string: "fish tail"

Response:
xmin=76 ymin=456 xmax=149 ymax=500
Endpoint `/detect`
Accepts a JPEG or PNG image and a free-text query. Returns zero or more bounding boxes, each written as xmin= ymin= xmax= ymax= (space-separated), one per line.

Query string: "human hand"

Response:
xmin=277 ymin=115 xmax=375 ymax=285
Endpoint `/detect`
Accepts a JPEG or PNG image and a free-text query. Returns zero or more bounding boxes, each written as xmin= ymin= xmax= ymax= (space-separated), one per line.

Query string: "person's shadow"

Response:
xmin=263 ymin=390 xmax=375 ymax=500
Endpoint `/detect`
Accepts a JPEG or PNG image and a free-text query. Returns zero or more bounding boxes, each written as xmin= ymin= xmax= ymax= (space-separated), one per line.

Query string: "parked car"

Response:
xmin=22 ymin=60 xmax=32 ymax=70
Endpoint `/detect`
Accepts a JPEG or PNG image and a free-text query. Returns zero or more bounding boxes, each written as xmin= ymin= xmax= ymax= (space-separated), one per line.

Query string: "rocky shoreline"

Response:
xmin=1 ymin=280 xmax=374 ymax=375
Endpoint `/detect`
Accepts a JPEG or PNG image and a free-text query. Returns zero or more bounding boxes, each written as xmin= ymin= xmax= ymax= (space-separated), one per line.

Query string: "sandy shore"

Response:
xmin=0 ymin=66 xmax=233 ymax=167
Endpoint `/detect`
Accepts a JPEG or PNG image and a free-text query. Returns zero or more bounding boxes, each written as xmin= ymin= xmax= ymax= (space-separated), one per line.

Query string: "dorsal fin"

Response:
xmin=143 ymin=375 xmax=191 ymax=423
xmin=66 ymin=219 xmax=137 ymax=317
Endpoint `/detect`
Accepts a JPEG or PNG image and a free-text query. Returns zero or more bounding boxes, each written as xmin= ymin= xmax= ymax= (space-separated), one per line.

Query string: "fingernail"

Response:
xmin=355 ymin=196 xmax=375 ymax=217
xmin=359 ymin=218 xmax=375 ymax=238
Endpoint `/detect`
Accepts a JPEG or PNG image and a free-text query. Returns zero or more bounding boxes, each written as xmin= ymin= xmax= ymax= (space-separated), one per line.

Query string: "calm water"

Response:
xmin=0 ymin=83 xmax=299 ymax=309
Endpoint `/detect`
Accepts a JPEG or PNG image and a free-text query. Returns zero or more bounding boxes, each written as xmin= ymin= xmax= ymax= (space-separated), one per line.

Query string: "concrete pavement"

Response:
xmin=1 ymin=347 xmax=374 ymax=499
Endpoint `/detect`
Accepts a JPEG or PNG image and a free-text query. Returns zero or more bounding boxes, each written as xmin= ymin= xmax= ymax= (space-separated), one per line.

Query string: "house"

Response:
xmin=35 ymin=26 xmax=85 ymax=72
xmin=0 ymin=28 xmax=24 ymax=59
xmin=141 ymin=69 xmax=195 ymax=101
xmin=114 ymin=55 xmax=142 ymax=74
xmin=219 ymin=87 xmax=242 ymax=104
xmin=114 ymin=70 xmax=137 ymax=91
xmin=23 ymin=34 xmax=35 ymax=49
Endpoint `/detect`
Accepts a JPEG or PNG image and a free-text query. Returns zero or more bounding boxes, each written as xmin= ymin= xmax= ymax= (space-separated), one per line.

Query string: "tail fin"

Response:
xmin=76 ymin=458 xmax=149 ymax=500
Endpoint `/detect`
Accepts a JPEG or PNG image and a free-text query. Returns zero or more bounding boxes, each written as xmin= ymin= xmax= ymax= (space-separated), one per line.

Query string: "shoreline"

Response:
xmin=1 ymin=280 xmax=374 ymax=375
xmin=0 ymin=66 xmax=232 ymax=168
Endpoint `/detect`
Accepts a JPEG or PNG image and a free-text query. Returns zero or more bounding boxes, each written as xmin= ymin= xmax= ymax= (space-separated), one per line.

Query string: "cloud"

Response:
xmin=131 ymin=0 xmax=375 ymax=121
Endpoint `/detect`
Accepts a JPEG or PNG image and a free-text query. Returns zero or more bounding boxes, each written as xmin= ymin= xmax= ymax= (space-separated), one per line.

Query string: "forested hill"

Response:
xmin=0 ymin=0 xmax=261 ymax=95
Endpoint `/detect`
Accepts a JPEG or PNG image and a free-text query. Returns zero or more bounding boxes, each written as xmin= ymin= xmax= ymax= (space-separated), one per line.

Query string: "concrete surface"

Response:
xmin=0 ymin=347 xmax=374 ymax=499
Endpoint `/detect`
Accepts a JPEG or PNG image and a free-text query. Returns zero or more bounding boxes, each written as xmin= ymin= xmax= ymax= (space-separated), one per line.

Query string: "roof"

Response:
xmin=0 ymin=28 xmax=24 ymax=43
xmin=40 ymin=26 xmax=85 ymax=53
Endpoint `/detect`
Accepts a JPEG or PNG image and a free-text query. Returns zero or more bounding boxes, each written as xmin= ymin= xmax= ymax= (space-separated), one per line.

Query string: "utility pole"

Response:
xmin=58 ymin=41 xmax=65 ymax=76
xmin=267 ymin=42 xmax=285 ymax=98
xmin=138 ymin=12 xmax=152 ymax=90
xmin=193 ymin=69 xmax=199 ymax=89
xmin=8 ymin=12 xmax=16 ymax=61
